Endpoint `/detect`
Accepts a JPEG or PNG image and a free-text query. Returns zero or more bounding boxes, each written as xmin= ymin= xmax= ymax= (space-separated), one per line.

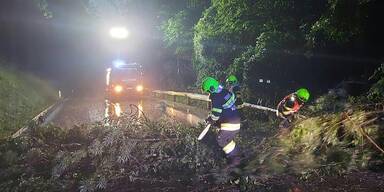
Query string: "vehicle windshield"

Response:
xmin=111 ymin=68 xmax=140 ymax=82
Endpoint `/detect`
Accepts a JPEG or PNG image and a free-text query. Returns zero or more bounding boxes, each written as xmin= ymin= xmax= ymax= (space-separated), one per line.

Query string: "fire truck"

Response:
xmin=106 ymin=61 xmax=144 ymax=100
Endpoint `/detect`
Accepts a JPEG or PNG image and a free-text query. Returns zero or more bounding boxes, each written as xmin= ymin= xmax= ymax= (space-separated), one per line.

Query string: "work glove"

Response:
xmin=205 ymin=117 xmax=215 ymax=125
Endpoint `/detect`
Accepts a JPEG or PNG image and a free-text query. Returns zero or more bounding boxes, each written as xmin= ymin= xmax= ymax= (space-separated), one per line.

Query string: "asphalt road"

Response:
xmin=51 ymin=95 xmax=207 ymax=129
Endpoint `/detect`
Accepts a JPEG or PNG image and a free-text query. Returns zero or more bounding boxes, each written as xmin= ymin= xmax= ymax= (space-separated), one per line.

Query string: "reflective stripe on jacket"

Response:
xmin=209 ymin=87 xmax=240 ymax=126
xmin=277 ymin=93 xmax=303 ymax=117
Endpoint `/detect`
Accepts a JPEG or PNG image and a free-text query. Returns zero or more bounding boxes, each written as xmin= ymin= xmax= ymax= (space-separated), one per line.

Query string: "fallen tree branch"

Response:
xmin=345 ymin=114 xmax=384 ymax=154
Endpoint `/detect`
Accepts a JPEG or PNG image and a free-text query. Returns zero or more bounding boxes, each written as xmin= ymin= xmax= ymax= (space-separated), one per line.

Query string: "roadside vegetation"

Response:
xmin=44 ymin=0 xmax=382 ymax=95
xmin=0 ymin=65 xmax=383 ymax=191
xmin=237 ymin=65 xmax=384 ymax=190
xmin=0 ymin=108 xmax=235 ymax=191
xmin=0 ymin=61 xmax=58 ymax=139
xmin=159 ymin=0 xmax=383 ymax=102
xmin=3 ymin=1 xmax=383 ymax=190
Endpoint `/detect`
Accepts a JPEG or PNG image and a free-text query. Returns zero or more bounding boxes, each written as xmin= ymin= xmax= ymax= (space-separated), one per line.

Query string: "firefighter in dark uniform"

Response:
xmin=202 ymin=77 xmax=241 ymax=167
xmin=226 ymin=75 xmax=244 ymax=109
xmin=277 ymin=88 xmax=310 ymax=129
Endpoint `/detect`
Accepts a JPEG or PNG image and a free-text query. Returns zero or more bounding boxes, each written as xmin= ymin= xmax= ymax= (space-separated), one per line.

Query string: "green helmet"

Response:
xmin=296 ymin=88 xmax=310 ymax=102
xmin=226 ymin=75 xmax=238 ymax=84
xmin=201 ymin=77 xmax=219 ymax=93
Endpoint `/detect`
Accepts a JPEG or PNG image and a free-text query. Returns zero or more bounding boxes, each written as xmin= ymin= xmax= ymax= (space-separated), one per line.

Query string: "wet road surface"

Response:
xmin=51 ymin=96 xmax=207 ymax=129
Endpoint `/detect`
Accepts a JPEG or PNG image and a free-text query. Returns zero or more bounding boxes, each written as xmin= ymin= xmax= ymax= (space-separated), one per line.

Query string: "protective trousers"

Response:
xmin=279 ymin=117 xmax=292 ymax=129
xmin=217 ymin=124 xmax=240 ymax=165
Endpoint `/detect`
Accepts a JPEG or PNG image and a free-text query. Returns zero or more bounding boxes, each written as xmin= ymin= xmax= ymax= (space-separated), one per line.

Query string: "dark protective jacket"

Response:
xmin=229 ymin=83 xmax=244 ymax=108
xmin=207 ymin=86 xmax=241 ymax=158
xmin=208 ymin=87 xmax=240 ymax=128
xmin=277 ymin=93 xmax=304 ymax=118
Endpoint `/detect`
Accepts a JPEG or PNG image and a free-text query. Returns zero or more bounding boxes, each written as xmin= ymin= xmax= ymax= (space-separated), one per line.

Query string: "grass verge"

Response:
xmin=0 ymin=64 xmax=58 ymax=139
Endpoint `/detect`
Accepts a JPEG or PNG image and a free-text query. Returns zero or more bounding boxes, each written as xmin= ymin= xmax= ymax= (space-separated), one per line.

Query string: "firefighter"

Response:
xmin=202 ymin=77 xmax=241 ymax=167
xmin=276 ymin=88 xmax=310 ymax=129
xmin=226 ymin=75 xmax=244 ymax=109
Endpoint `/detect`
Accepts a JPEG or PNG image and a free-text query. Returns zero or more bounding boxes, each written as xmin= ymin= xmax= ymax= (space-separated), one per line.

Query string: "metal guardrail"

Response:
xmin=152 ymin=90 xmax=211 ymax=109
xmin=152 ymin=90 xmax=210 ymax=101
xmin=11 ymin=98 xmax=67 ymax=138
xmin=153 ymin=90 xmax=277 ymax=113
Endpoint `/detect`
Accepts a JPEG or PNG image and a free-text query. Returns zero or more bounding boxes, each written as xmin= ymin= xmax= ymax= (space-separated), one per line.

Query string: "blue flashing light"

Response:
xmin=113 ymin=59 xmax=126 ymax=68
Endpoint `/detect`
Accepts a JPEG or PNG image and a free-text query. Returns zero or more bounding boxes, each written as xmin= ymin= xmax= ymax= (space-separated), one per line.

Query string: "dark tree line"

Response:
xmin=161 ymin=0 xmax=383 ymax=104
xmin=32 ymin=0 xmax=384 ymax=102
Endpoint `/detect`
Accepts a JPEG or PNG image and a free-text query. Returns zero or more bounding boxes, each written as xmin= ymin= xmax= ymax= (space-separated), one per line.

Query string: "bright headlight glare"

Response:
xmin=114 ymin=85 xmax=123 ymax=93
xmin=109 ymin=27 xmax=129 ymax=39
xmin=136 ymin=85 xmax=143 ymax=92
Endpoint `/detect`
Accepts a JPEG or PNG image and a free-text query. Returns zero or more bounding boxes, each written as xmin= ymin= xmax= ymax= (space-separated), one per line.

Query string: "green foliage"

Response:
xmin=306 ymin=0 xmax=371 ymax=48
xmin=308 ymin=90 xmax=348 ymax=114
xmin=193 ymin=0 xmax=324 ymax=102
xmin=0 ymin=112 xmax=234 ymax=191
xmin=229 ymin=30 xmax=297 ymax=102
xmin=190 ymin=0 xmax=377 ymax=105
xmin=0 ymin=64 xmax=58 ymax=139
xmin=193 ymin=0 xmax=302 ymax=79
xmin=193 ymin=0 xmax=257 ymax=81
xmin=368 ymin=64 xmax=384 ymax=101
xmin=162 ymin=11 xmax=194 ymax=57
xmin=0 ymin=125 xmax=64 ymax=191
xmin=33 ymin=0 xmax=53 ymax=18
xmin=158 ymin=1 xmax=209 ymax=89
xmin=1 ymin=92 xmax=383 ymax=190
xmin=247 ymin=101 xmax=384 ymax=179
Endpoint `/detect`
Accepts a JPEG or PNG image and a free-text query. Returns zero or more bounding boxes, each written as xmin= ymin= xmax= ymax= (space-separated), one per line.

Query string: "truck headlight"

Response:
xmin=136 ymin=85 xmax=143 ymax=92
xmin=114 ymin=85 xmax=123 ymax=93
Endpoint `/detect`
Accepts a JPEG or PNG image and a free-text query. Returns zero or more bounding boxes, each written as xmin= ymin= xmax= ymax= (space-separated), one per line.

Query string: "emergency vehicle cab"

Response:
xmin=106 ymin=62 xmax=144 ymax=100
